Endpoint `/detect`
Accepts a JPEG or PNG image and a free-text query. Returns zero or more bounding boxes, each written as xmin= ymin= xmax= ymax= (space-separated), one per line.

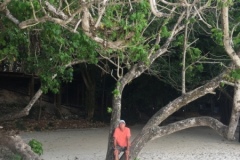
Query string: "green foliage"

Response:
xmin=230 ymin=69 xmax=240 ymax=80
xmin=187 ymin=47 xmax=202 ymax=62
xmin=173 ymin=35 xmax=184 ymax=47
xmin=161 ymin=26 xmax=171 ymax=38
xmin=28 ymin=139 xmax=43 ymax=156
xmin=211 ymin=28 xmax=223 ymax=46
xmin=21 ymin=23 xmax=99 ymax=93
xmin=102 ymin=0 xmax=150 ymax=63
xmin=128 ymin=45 xmax=149 ymax=62
xmin=107 ymin=107 xmax=112 ymax=113
xmin=0 ymin=21 xmax=28 ymax=63
xmin=233 ymin=32 xmax=240 ymax=50
xmin=217 ymin=0 xmax=234 ymax=7
xmin=2 ymin=0 xmax=99 ymax=94
xmin=220 ymin=81 xmax=225 ymax=87
xmin=112 ymin=88 xmax=120 ymax=97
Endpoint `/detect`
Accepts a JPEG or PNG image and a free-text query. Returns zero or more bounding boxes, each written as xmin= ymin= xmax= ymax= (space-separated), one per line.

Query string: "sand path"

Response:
xmin=20 ymin=125 xmax=240 ymax=160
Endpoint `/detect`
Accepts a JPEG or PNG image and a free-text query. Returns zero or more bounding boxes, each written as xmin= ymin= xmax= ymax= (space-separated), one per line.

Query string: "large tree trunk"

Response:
xmin=105 ymin=93 xmax=122 ymax=160
xmin=0 ymin=130 xmax=42 ymax=160
xmin=105 ymin=63 xmax=148 ymax=160
xmin=129 ymin=71 xmax=228 ymax=159
xmin=227 ymin=80 xmax=240 ymax=139
xmin=222 ymin=0 xmax=240 ymax=140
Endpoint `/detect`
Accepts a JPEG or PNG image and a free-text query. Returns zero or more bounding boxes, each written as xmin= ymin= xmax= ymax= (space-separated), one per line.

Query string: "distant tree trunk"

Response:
xmin=54 ymin=92 xmax=63 ymax=119
xmin=81 ymin=67 xmax=96 ymax=120
xmin=218 ymin=88 xmax=232 ymax=125
xmin=85 ymin=85 xmax=96 ymax=120
xmin=101 ymin=76 xmax=106 ymax=120
xmin=29 ymin=74 xmax=35 ymax=99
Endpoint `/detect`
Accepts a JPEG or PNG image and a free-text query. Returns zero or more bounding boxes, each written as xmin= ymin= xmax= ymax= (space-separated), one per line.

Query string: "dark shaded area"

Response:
xmin=0 ymin=69 xmax=232 ymax=125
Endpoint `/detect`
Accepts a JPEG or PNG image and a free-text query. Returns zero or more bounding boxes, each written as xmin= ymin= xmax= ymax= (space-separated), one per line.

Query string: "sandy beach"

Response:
xmin=20 ymin=124 xmax=240 ymax=160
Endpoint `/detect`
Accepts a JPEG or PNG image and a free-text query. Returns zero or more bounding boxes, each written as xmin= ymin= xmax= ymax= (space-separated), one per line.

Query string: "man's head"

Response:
xmin=119 ymin=120 xmax=126 ymax=130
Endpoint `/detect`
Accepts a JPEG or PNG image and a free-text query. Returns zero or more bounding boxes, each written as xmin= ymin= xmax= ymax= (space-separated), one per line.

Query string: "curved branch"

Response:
xmin=130 ymin=117 xmax=228 ymax=159
xmin=148 ymin=0 xmax=170 ymax=17
xmin=151 ymin=117 xmax=228 ymax=140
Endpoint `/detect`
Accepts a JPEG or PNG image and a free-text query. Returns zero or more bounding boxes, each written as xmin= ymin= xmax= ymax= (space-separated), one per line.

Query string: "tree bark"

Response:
xmin=227 ymin=80 xmax=240 ymax=139
xmin=222 ymin=0 xmax=240 ymax=140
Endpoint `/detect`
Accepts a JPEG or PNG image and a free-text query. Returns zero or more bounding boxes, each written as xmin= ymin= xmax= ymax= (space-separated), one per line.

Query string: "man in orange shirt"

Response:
xmin=113 ymin=120 xmax=131 ymax=160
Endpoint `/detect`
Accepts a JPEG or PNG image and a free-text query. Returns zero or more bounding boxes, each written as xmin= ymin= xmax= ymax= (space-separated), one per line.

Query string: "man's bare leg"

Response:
xmin=125 ymin=150 xmax=129 ymax=160
xmin=114 ymin=149 xmax=119 ymax=160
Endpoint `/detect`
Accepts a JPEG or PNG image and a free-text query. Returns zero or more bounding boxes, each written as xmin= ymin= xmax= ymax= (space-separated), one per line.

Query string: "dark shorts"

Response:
xmin=115 ymin=145 xmax=127 ymax=152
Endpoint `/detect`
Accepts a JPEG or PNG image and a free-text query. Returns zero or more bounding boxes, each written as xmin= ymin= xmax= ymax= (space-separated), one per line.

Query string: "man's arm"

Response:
xmin=126 ymin=136 xmax=131 ymax=150
xmin=113 ymin=137 xmax=117 ymax=149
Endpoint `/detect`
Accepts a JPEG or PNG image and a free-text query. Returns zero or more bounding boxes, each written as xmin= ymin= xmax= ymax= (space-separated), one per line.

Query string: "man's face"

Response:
xmin=119 ymin=123 xmax=125 ymax=130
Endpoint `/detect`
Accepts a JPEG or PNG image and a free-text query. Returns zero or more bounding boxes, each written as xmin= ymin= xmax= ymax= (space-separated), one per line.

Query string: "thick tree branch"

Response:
xmin=151 ymin=117 xmax=228 ymax=140
xmin=130 ymin=117 xmax=228 ymax=159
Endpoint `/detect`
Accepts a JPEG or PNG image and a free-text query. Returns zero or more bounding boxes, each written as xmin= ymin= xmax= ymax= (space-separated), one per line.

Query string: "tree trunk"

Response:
xmin=86 ymin=86 xmax=96 ymax=120
xmin=81 ymin=67 xmax=96 ymax=120
xmin=54 ymin=92 xmax=63 ymax=119
xmin=29 ymin=74 xmax=35 ymax=100
xmin=227 ymin=80 xmax=240 ymax=140
xmin=105 ymin=84 xmax=123 ymax=160
xmin=221 ymin=1 xmax=240 ymax=141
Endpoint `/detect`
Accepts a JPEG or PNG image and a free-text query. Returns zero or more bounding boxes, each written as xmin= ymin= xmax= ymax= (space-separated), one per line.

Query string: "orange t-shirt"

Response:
xmin=113 ymin=127 xmax=131 ymax=147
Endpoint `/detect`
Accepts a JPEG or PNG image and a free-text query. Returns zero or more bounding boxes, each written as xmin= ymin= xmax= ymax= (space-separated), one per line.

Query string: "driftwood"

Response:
xmin=0 ymin=126 xmax=42 ymax=160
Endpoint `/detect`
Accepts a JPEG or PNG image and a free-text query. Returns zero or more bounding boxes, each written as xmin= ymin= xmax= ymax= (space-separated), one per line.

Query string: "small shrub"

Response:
xmin=28 ymin=139 xmax=43 ymax=155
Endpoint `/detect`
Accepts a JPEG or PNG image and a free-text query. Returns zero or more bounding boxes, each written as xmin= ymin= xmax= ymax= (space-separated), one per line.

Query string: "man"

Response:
xmin=113 ymin=120 xmax=131 ymax=160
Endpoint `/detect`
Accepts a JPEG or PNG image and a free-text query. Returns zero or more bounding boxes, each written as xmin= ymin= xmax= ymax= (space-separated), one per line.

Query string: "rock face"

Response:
xmin=0 ymin=89 xmax=56 ymax=117
xmin=0 ymin=89 xmax=29 ymax=104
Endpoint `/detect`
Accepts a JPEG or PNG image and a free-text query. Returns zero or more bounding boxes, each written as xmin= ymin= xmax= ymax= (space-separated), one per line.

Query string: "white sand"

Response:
xmin=20 ymin=125 xmax=240 ymax=160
